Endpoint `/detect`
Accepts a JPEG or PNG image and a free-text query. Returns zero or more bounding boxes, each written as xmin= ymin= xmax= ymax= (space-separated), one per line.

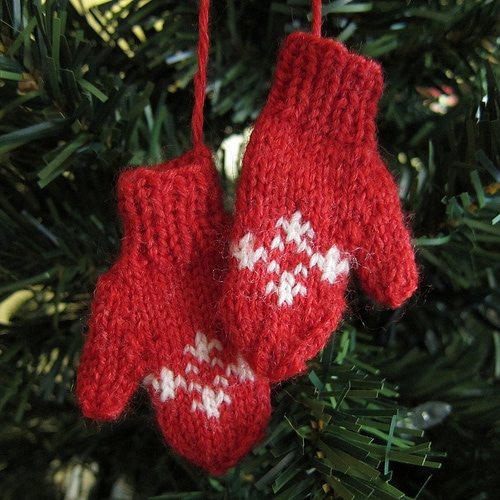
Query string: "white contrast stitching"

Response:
xmin=231 ymin=211 xmax=350 ymax=306
xmin=144 ymin=332 xmax=255 ymax=419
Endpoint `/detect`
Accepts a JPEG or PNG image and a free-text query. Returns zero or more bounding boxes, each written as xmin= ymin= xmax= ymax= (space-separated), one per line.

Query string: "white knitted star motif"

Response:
xmin=231 ymin=211 xmax=350 ymax=307
xmin=143 ymin=332 xmax=255 ymax=419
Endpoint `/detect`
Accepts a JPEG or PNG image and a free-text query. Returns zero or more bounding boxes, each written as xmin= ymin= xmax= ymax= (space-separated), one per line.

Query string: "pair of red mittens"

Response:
xmin=77 ymin=31 xmax=418 ymax=475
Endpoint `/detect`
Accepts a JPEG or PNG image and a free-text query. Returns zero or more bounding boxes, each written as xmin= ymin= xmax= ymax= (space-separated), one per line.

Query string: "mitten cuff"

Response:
xmin=116 ymin=146 xmax=227 ymax=263
xmin=265 ymin=32 xmax=384 ymax=142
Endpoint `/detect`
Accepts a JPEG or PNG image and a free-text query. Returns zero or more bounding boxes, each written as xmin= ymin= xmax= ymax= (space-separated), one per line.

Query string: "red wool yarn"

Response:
xmin=221 ymin=32 xmax=419 ymax=382
xmin=76 ymin=147 xmax=271 ymax=475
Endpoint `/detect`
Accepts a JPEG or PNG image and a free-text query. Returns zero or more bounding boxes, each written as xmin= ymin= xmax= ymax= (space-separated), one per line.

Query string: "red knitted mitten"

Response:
xmin=76 ymin=146 xmax=271 ymax=475
xmin=221 ymin=32 xmax=418 ymax=382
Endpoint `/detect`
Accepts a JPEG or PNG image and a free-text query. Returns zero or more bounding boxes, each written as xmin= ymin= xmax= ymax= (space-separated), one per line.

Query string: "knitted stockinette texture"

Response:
xmin=221 ymin=32 xmax=419 ymax=382
xmin=76 ymin=146 xmax=271 ymax=475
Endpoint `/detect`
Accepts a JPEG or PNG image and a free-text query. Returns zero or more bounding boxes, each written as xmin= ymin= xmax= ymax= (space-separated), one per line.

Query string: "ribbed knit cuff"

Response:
xmin=265 ymin=32 xmax=384 ymax=142
xmin=115 ymin=146 xmax=225 ymax=263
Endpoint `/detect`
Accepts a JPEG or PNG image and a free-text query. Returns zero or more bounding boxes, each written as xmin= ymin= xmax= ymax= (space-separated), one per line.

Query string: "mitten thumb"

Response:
xmin=77 ymin=267 xmax=146 ymax=420
xmin=350 ymin=155 xmax=418 ymax=308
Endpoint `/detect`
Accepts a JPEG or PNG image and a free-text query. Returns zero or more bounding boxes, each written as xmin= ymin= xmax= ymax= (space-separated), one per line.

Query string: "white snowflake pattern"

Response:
xmin=231 ymin=211 xmax=350 ymax=306
xmin=143 ymin=332 xmax=254 ymax=419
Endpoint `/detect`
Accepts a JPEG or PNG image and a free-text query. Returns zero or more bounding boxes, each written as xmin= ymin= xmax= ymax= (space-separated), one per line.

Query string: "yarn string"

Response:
xmin=311 ymin=0 xmax=322 ymax=37
xmin=191 ymin=0 xmax=210 ymax=149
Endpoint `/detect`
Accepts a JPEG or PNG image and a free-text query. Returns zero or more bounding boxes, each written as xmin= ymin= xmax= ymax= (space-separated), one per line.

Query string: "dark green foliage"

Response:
xmin=362 ymin=59 xmax=500 ymax=500
xmin=1 ymin=0 xmax=499 ymax=498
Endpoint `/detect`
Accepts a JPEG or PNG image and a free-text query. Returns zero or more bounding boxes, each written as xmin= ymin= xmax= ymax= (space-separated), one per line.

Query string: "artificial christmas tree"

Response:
xmin=1 ymin=0 xmax=499 ymax=499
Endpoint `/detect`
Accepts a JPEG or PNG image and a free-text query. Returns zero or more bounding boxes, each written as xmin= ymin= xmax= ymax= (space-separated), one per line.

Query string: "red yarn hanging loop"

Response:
xmin=192 ymin=0 xmax=210 ymax=148
xmin=311 ymin=0 xmax=322 ymax=37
